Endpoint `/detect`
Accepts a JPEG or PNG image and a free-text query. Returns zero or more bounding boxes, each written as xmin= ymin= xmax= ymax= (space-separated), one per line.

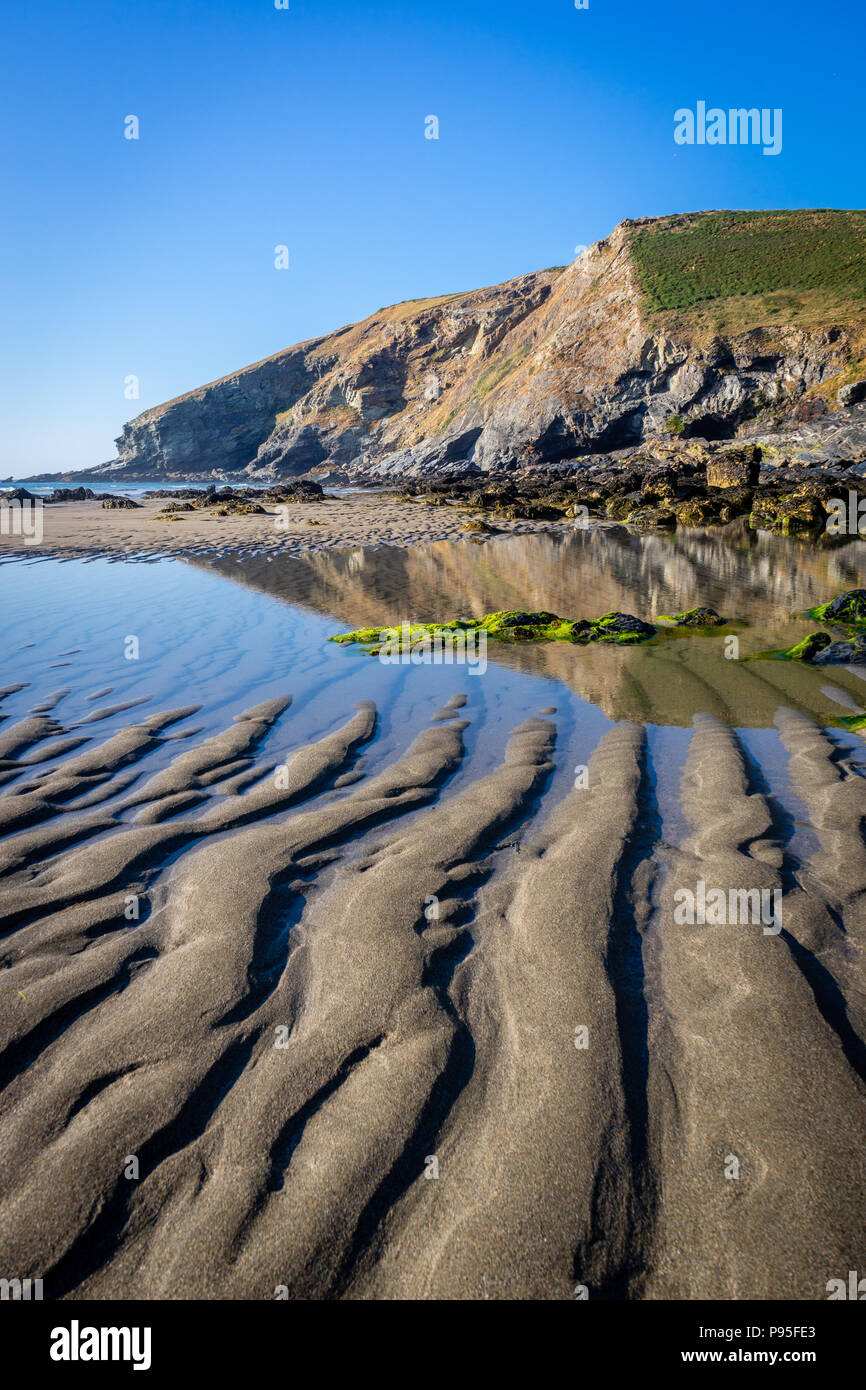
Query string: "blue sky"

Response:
xmin=1 ymin=0 xmax=862 ymax=473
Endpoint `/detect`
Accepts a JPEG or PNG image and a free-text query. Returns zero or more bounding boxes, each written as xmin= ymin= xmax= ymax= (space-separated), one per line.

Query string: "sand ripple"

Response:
xmin=1 ymin=684 xmax=865 ymax=1299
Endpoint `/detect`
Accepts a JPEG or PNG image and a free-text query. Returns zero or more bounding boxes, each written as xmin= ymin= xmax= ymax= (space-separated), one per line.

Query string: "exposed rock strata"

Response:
xmin=35 ymin=212 xmax=866 ymax=485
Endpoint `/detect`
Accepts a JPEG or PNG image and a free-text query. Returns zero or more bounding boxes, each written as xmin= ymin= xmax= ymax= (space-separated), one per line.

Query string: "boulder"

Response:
xmin=838 ymin=381 xmax=866 ymax=407
xmin=785 ymin=632 xmax=832 ymax=661
xmin=815 ymin=589 xmax=866 ymax=624
xmin=749 ymin=495 xmax=824 ymax=536
xmin=812 ymin=636 xmax=866 ymax=664
xmin=640 ymin=466 xmax=678 ymax=503
xmin=658 ymin=607 xmax=726 ymax=627
xmin=625 ymin=506 xmax=677 ymax=530
xmin=705 ymin=446 xmax=761 ymax=489
xmin=590 ymin=612 xmax=657 ymax=643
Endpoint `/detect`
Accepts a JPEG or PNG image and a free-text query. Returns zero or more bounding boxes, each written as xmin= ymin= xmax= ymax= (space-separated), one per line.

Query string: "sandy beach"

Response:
xmin=0 ymin=495 xmax=556 ymax=561
xmin=1 ymin=639 xmax=866 ymax=1298
xmin=3 ymin=508 xmax=866 ymax=1302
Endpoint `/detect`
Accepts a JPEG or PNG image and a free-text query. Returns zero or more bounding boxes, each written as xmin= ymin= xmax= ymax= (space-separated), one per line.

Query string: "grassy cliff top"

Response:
xmin=628 ymin=209 xmax=866 ymax=337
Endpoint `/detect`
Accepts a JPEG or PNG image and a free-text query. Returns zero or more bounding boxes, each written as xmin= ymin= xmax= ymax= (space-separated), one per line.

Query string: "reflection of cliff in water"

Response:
xmin=190 ymin=522 xmax=866 ymax=729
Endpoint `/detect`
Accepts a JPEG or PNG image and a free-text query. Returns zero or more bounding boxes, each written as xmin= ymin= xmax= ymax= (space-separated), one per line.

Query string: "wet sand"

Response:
xmin=1 ymin=672 xmax=866 ymax=1299
xmin=0 ymin=496 xmax=552 ymax=560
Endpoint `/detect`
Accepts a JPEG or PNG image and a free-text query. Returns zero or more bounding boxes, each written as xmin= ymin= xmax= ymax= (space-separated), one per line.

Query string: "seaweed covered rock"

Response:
xmin=784 ymin=632 xmax=833 ymax=661
xmin=810 ymin=590 xmax=866 ymax=625
xmin=656 ymin=607 xmax=725 ymax=627
xmin=329 ymin=608 xmax=657 ymax=650
xmin=588 ymin=612 xmax=657 ymax=643
xmin=605 ymin=495 xmax=641 ymax=522
xmin=101 ymin=497 xmax=140 ymax=509
xmin=209 ymin=500 xmax=266 ymax=516
xmin=480 ymin=611 xmax=579 ymax=641
xmin=46 ymin=486 xmax=99 ymax=502
xmin=640 ymin=466 xmax=679 ymax=504
xmin=749 ymin=495 xmax=825 ymax=537
xmin=144 ymin=487 xmax=209 ymax=500
xmin=673 ymin=497 xmax=728 ymax=527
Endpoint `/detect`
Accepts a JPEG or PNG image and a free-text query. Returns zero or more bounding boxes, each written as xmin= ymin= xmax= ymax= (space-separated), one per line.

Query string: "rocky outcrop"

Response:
xmin=839 ymin=380 xmax=866 ymax=407
xmin=60 ymin=210 xmax=866 ymax=484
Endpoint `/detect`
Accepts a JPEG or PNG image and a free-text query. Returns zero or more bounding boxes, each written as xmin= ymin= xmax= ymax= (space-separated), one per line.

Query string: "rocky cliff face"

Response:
xmin=100 ymin=211 xmax=866 ymax=482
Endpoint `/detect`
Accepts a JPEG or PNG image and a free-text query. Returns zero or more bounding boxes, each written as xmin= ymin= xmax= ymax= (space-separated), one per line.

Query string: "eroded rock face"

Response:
xmin=66 ymin=213 xmax=862 ymax=485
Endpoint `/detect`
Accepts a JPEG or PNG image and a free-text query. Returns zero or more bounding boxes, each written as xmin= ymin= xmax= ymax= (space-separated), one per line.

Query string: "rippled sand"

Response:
xmin=3 ymin=531 xmax=866 ymax=1299
xmin=1 ymin=672 xmax=866 ymax=1298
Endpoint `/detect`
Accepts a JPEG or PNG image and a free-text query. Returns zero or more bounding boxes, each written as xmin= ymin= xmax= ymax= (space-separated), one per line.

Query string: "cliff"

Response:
xmin=93 ymin=209 xmax=866 ymax=482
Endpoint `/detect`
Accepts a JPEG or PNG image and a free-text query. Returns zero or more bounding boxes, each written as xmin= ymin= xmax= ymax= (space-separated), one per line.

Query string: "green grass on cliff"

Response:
xmin=629 ymin=210 xmax=866 ymax=332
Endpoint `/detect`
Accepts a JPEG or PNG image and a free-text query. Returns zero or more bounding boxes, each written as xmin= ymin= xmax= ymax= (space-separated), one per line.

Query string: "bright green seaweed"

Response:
xmin=329 ymin=609 xmax=658 ymax=652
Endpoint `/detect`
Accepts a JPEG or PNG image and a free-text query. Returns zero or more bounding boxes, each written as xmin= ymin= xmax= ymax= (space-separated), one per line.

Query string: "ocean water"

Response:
xmin=0 ymin=479 xmax=381 ymax=499
xmin=0 ymin=479 xmax=244 ymax=497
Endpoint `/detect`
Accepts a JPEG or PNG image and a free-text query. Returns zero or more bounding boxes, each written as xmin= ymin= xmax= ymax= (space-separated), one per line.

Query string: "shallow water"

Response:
xmin=4 ymin=524 xmax=866 ymax=1299
xmin=3 ymin=521 xmax=866 ymax=840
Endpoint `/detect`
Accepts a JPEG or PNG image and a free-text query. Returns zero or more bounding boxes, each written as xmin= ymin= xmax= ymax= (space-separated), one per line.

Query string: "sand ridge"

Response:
xmin=1 ymin=678 xmax=866 ymax=1298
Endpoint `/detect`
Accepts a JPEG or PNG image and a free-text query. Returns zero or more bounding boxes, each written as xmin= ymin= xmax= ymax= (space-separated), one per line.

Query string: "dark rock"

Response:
xmin=625 ymin=506 xmax=677 ymax=530
xmin=787 ymin=632 xmax=832 ymax=660
xmin=590 ymin=612 xmax=657 ymax=643
xmin=749 ymin=494 xmax=824 ymax=536
xmin=660 ymin=607 xmax=726 ymax=626
xmin=262 ymin=479 xmax=325 ymax=503
xmin=838 ymin=381 xmax=866 ymax=407
xmin=705 ymin=446 xmax=761 ymax=489
xmin=812 ymin=636 xmax=866 ymax=664
xmin=640 ymin=466 xmax=678 ymax=503
xmin=816 ymin=589 xmax=866 ymax=624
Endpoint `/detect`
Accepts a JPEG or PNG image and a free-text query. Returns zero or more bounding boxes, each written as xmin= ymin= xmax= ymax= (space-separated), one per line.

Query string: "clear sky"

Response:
xmin=2 ymin=0 xmax=863 ymax=473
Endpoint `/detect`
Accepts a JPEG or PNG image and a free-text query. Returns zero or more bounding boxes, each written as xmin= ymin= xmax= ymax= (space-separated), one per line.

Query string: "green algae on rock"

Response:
xmin=806 ymin=590 xmax=866 ymax=626
xmin=329 ymin=609 xmax=657 ymax=652
xmin=783 ymin=632 xmax=833 ymax=661
xmin=587 ymin=612 xmax=657 ymax=644
xmin=655 ymin=607 xmax=726 ymax=627
xmin=748 ymin=631 xmax=836 ymax=663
